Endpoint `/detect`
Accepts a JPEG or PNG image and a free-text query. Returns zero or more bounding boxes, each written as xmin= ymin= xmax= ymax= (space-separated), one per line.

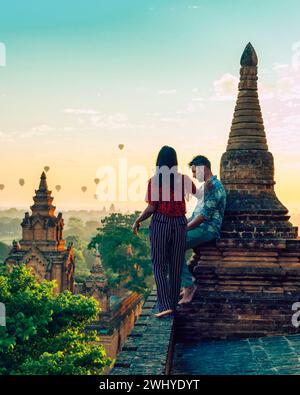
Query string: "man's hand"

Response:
xmin=187 ymin=221 xmax=193 ymax=231
xmin=132 ymin=221 xmax=140 ymax=235
xmin=187 ymin=214 xmax=206 ymax=230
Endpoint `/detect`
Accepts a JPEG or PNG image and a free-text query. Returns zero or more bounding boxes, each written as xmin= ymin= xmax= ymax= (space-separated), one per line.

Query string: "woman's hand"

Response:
xmin=132 ymin=221 xmax=140 ymax=235
xmin=132 ymin=204 xmax=155 ymax=235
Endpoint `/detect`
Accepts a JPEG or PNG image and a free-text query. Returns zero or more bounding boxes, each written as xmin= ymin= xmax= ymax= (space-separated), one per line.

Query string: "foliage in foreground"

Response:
xmin=0 ymin=265 xmax=111 ymax=375
xmin=0 ymin=241 xmax=10 ymax=263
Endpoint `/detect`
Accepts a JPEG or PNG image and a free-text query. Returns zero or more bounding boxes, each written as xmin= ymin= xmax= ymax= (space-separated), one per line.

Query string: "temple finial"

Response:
xmin=38 ymin=171 xmax=48 ymax=191
xmin=225 ymin=42 xmax=267 ymax=151
xmin=240 ymin=42 xmax=258 ymax=67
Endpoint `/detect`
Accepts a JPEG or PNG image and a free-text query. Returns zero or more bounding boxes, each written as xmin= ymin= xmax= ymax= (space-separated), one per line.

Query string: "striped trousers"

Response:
xmin=149 ymin=213 xmax=187 ymax=312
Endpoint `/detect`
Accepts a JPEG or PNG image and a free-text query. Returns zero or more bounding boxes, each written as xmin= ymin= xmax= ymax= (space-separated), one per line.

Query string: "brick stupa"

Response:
xmin=5 ymin=172 xmax=75 ymax=293
xmin=176 ymin=43 xmax=300 ymax=341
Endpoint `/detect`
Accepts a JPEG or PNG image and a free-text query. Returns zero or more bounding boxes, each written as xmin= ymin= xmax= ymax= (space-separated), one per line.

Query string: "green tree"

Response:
xmin=88 ymin=212 xmax=152 ymax=294
xmin=0 ymin=265 xmax=111 ymax=375
xmin=66 ymin=235 xmax=95 ymax=283
xmin=0 ymin=241 xmax=10 ymax=263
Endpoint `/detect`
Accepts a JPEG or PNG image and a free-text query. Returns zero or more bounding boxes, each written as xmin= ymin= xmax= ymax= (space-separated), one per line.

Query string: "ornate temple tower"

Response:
xmin=5 ymin=172 xmax=75 ymax=293
xmin=176 ymin=43 xmax=300 ymax=340
xmin=220 ymin=43 xmax=298 ymax=242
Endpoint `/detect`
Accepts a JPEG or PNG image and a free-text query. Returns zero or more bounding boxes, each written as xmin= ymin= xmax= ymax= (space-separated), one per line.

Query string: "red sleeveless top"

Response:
xmin=145 ymin=174 xmax=196 ymax=217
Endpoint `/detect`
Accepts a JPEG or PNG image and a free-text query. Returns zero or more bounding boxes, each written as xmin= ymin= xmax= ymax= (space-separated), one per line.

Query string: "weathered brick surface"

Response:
xmin=110 ymin=289 xmax=174 ymax=375
xmin=175 ymin=291 xmax=299 ymax=342
xmin=172 ymin=334 xmax=300 ymax=375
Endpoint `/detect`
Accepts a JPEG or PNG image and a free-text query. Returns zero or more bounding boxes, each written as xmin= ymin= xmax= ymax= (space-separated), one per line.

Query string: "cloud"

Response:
xmin=65 ymin=109 xmax=150 ymax=131
xmin=180 ymin=97 xmax=205 ymax=113
xmin=158 ymin=89 xmax=177 ymax=96
xmin=0 ymin=124 xmax=57 ymax=142
xmin=188 ymin=5 xmax=202 ymax=9
xmin=258 ymin=44 xmax=300 ymax=153
xmin=63 ymin=108 xmax=100 ymax=115
xmin=88 ymin=113 xmax=133 ymax=129
xmin=211 ymin=73 xmax=239 ymax=101
xmin=0 ymin=131 xmax=14 ymax=143
xmin=20 ymin=124 xmax=55 ymax=138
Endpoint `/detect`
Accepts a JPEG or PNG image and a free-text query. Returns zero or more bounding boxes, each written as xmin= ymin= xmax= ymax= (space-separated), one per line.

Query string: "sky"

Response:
xmin=0 ymin=0 xmax=300 ymax=214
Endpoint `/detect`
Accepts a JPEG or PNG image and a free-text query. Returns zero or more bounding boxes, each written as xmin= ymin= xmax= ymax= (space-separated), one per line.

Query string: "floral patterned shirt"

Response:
xmin=192 ymin=175 xmax=226 ymax=236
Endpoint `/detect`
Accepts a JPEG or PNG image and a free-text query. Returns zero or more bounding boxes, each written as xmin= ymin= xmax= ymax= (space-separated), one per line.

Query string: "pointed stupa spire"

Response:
xmin=220 ymin=43 xmax=297 ymax=240
xmin=226 ymin=42 xmax=268 ymax=151
xmin=91 ymin=253 xmax=104 ymax=274
xmin=30 ymin=171 xmax=55 ymax=217
xmin=88 ymin=252 xmax=107 ymax=287
xmin=240 ymin=42 xmax=258 ymax=66
xmin=38 ymin=171 xmax=49 ymax=192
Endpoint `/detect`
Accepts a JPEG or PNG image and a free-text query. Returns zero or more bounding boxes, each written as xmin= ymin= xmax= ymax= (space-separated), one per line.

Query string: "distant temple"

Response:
xmin=5 ymin=172 xmax=75 ymax=293
xmin=80 ymin=252 xmax=110 ymax=312
xmin=5 ymin=172 xmax=143 ymax=360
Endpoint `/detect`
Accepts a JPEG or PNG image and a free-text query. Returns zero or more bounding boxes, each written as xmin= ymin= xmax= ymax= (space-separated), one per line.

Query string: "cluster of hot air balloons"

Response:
xmin=0 ymin=144 xmax=125 ymax=193
xmin=0 ymin=179 xmax=25 ymax=189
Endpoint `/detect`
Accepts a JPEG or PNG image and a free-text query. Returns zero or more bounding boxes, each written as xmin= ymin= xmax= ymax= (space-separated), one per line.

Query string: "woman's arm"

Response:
xmin=132 ymin=203 xmax=156 ymax=234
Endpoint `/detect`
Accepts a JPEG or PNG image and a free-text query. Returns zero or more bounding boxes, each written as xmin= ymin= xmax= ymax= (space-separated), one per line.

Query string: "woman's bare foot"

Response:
xmin=154 ymin=309 xmax=173 ymax=318
xmin=178 ymin=285 xmax=197 ymax=305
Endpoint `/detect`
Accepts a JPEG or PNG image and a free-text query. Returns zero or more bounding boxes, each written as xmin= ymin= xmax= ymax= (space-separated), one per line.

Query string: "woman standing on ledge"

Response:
xmin=132 ymin=146 xmax=195 ymax=318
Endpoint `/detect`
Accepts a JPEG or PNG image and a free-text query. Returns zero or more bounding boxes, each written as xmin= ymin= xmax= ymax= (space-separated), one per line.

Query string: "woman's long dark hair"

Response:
xmin=155 ymin=146 xmax=178 ymax=190
xmin=156 ymin=146 xmax=178 ymax=169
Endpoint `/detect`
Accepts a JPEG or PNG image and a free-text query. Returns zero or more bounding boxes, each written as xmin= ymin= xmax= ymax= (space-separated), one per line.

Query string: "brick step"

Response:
xmin=174 ymin=290 xmax=299 ymax=342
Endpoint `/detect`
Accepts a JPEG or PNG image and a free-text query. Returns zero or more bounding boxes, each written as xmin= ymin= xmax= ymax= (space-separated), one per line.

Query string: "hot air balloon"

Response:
xmin=19 ymin=178 xmax=25 ymax=187
xmin=55 ymin=185 xmax=61 ymax=192
xmin=44 ymin=166 xmax=50 ymax=173
xmin=118 ymin=144 xmax=124 ymax=150
xmin=94 ymin=178 xmax=100 ymax=185
xmin=0 ymin=184 xmax=4 ymax=191
xmin=81 ymin=186 xmax=87 ymax=193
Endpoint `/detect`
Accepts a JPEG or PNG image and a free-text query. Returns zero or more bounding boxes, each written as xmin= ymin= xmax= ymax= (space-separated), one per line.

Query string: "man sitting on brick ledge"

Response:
xmin=179 ymin=155 xmax=226 ymax=304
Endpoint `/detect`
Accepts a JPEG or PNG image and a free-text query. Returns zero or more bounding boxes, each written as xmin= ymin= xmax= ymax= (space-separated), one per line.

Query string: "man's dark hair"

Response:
xmin=189 ymin=155 xmax=211 ymax=169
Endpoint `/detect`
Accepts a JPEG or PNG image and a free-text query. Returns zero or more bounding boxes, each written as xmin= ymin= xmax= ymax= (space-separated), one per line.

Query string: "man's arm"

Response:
xmin=187 ymin=183 xmax=222 ymax=230
xmin=187 ymin=214 xmax=206 ymax=230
